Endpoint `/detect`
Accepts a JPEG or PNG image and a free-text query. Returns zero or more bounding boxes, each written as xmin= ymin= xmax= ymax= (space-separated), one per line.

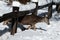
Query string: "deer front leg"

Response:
xmin=46 ymin=18 xmax=50 ymax=25
xmin=32 ymin=24 xmax=36 ymax=31
xmin=44 ymin=17 xmax=50 ymax=25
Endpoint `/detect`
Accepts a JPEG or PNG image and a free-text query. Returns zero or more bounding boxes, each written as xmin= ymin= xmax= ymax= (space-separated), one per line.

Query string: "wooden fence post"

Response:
xmin=57 ymin=4 xmax=60 ymax=13
xmin=32 ymin=2 xmax=38 ymax=16
xmin=11 ymin=7 xmax=19 ymax=35
xmin=11 ymin=18 xmax=18 ymax=35
xmin=47 ymin=4 xmax=52 ymax=19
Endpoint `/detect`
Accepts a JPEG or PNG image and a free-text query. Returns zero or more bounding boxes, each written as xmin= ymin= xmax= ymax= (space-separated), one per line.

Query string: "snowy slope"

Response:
xmin=38 ymin=0 xmax=52 ymax=6
xmin=0 ymin=1 xmax=60 ymax=40
xmin=0 ymin=1 xmax=36 ymax=16
xmin=0 ymin=1 xmax=12 ymax=16
xmin=53 ymin=0 xmax=60 ymax=3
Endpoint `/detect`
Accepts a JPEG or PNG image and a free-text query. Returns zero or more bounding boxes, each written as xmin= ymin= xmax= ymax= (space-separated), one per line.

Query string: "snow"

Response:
xmin=0 ymin=1 xmax=60 ymax=40
xmin=0 ymin=1 xmax=12 ymax=16
xmin=53 ymin=0 xmax=60 ymax=3
xmin=38 ymin=0 xmax=60 ymax=6
xmin=31 ymin=0 xmax=38 ymax=2
xmin=0 ymin=1 xmax=36 ymax=16
xmin=38 ymin=0 xmax=52 ymax=6
xmin=12 ymin=1 xmax=21 ymax=7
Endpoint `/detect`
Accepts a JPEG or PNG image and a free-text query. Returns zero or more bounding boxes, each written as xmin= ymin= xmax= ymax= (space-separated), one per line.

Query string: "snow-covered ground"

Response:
xmin=0 ymin=1 xmax=60 ymax=40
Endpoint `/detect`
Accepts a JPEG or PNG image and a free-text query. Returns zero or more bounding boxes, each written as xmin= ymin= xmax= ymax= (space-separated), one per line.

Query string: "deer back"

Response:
xmin=20 ymin=15 xmax=38 ymax=25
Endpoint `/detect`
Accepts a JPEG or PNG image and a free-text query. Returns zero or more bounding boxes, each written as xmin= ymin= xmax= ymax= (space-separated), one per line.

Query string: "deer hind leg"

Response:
xmin=3 ymin=19 xmax=11 ymax=25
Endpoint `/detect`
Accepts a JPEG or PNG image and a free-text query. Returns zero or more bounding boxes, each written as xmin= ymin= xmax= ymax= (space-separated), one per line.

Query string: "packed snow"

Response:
xmin=0 ymin=0 xmax=60 ymax=40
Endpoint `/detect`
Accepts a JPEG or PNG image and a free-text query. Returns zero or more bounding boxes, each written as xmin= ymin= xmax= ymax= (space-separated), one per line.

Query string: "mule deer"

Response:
xmin=20 ymin=14 xmax=49 ymax=30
